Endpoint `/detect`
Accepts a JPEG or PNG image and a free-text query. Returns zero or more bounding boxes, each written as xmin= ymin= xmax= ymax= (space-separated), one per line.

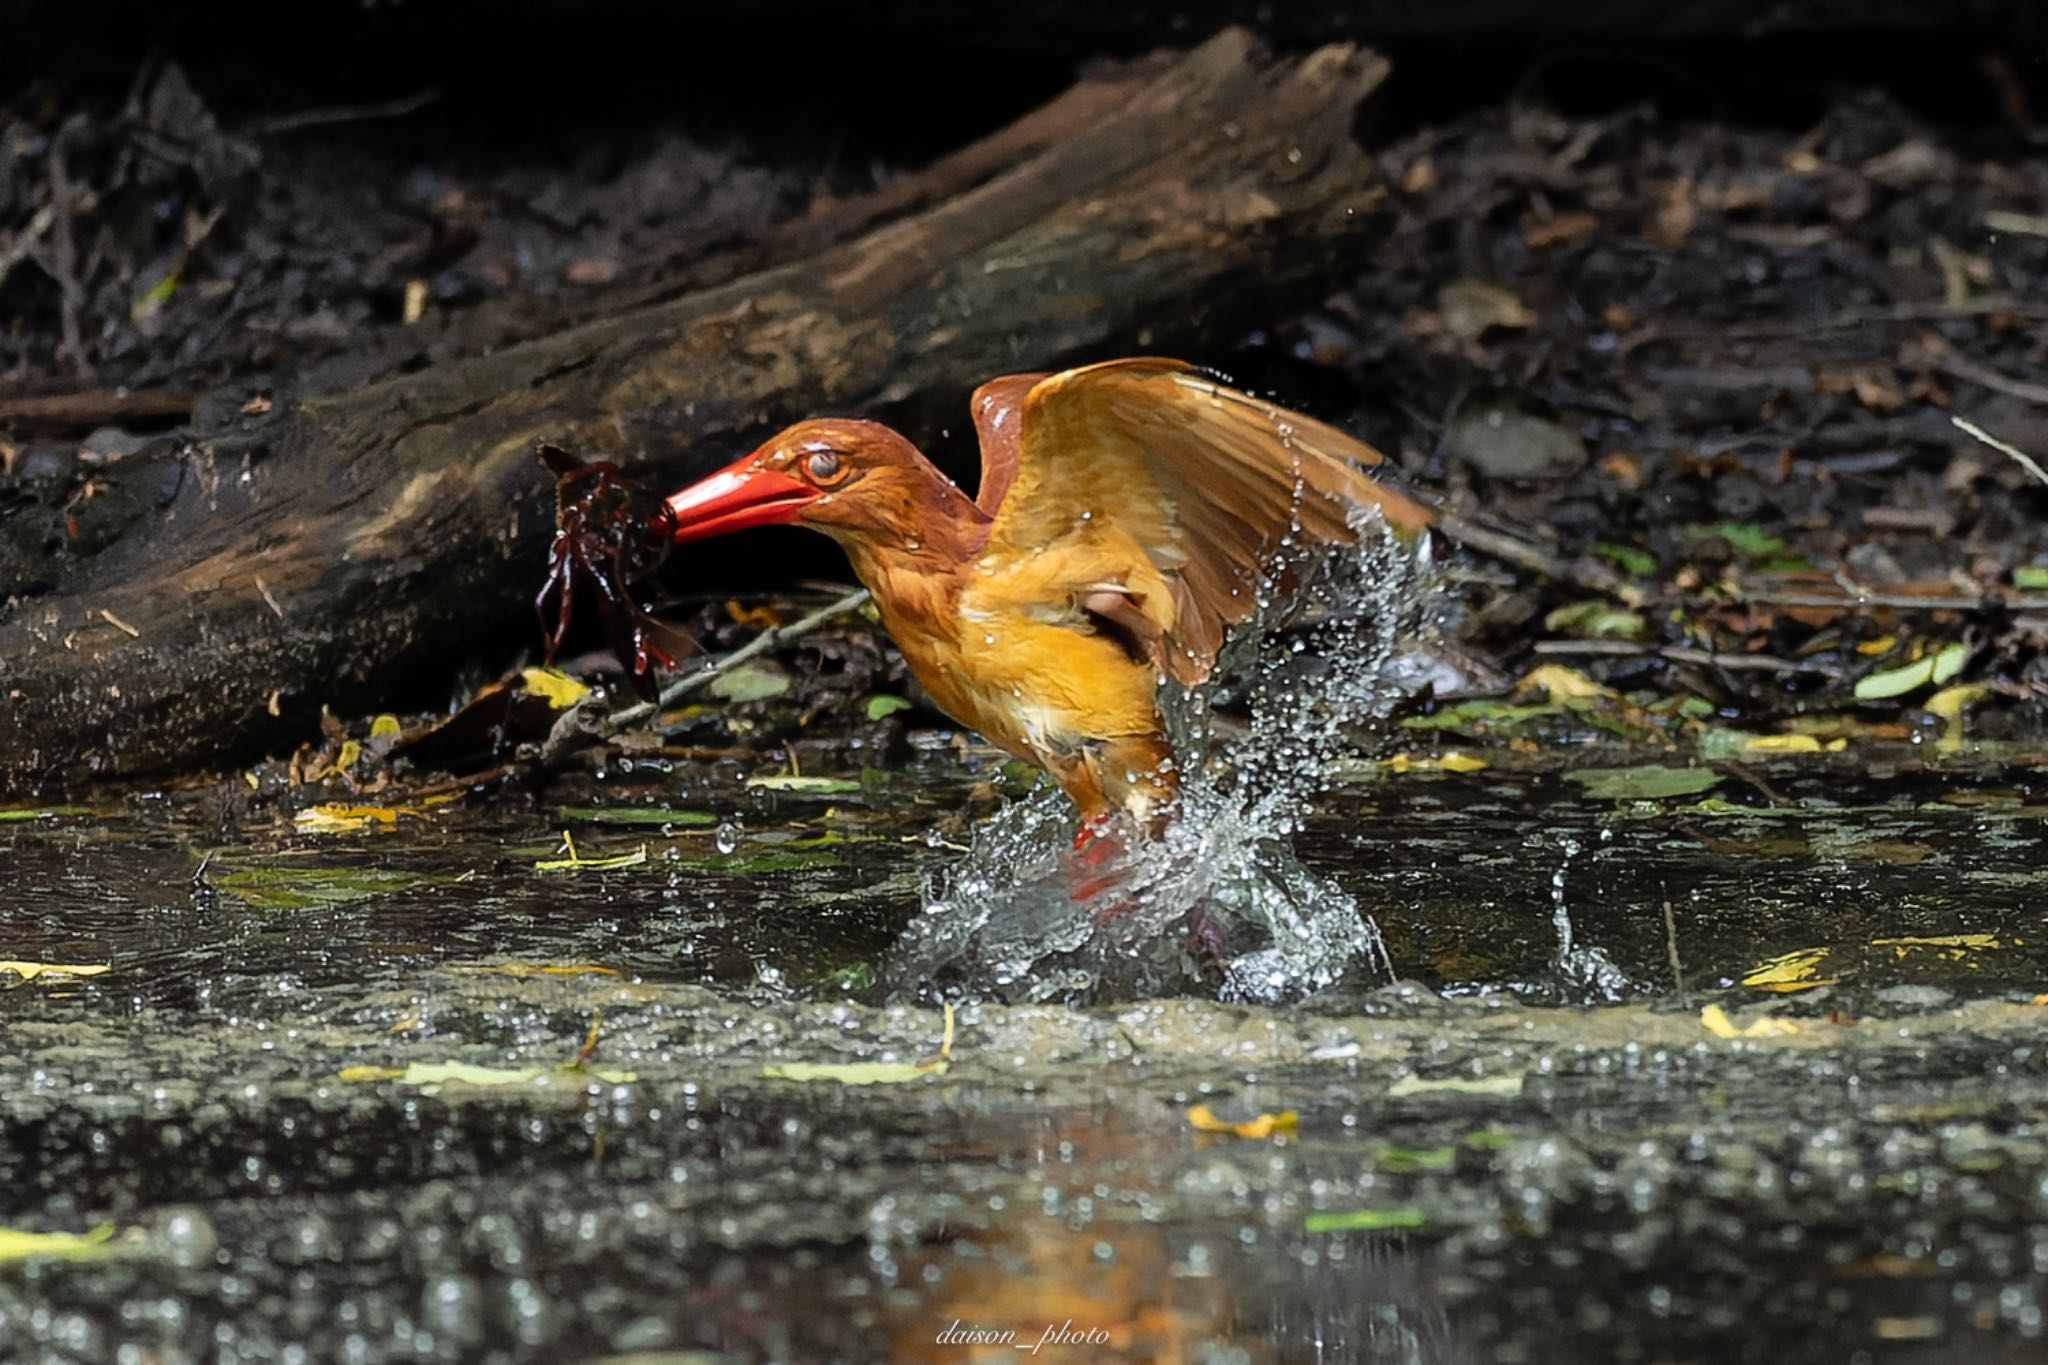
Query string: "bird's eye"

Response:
xmin=805 ymin=450 xmax=843 ymax=482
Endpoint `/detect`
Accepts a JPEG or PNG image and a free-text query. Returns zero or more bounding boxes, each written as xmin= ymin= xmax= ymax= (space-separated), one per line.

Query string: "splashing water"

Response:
xmin=1547 ymin=833 xmax=1633 ymax=1001
xmin=892 ymin=515 xmax=1437 ymax=1005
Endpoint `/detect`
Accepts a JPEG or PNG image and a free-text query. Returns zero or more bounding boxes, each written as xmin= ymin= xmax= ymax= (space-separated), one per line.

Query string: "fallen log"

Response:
xmin=1 ymin=29 xmax=1392 ymax=790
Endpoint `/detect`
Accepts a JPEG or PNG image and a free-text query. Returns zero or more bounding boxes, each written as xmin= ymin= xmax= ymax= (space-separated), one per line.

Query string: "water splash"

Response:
xmin=1547 ymin=834 xmax=1633 ymax=1001
xmin=891 ymin=517 xmax=1436 ymax=1005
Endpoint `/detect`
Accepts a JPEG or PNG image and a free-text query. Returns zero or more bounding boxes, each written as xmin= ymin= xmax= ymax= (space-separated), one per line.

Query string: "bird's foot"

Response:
xmin=1178 ymin=903 xmax=1231 ymax=973
xmin=1065 ymin=813 xmax=1135 ymax=911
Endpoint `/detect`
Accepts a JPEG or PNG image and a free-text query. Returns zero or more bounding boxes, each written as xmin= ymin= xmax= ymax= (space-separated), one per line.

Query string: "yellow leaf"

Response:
xmin=1742 ymin=733 xmax=1822 ymax=753
xmin=1869 ymin=933 xmax=2010 ymax=963
xmin=762 ymin=1004 xmax=954 ymax=1085
xmin=0 ymin=961 xmax=110 ymax=983
xmin=295 ymin=804 xmax=393 ymax=834
xmin=334 ymin=740 xmax=362 ymax=772
xmin=338 ymin=1061 xmax=636 ymax=1088
xmin=1741 ymin=947 xmax=1838 ymax=993
xmin=1186 ymin=1103 xmax=1299 ymax=1138
xmin=533 ymin=830 xmax=648 ymax=873
xmin=1856 ymin=635 xmax=1897 ymax=656
xmin=1514 ymin=664 xmax=1610 ymax=702
xmin=292 ymin=797 xmax=453 ymax=835
xmin=1382 ymin=750 xmax=1489 ymax=776
xmin=0 ymin=1223 xmax=118 ymax=1265
xmin=369 ymin=714 xmax=402 ymax=738
xmin=520 ymin=667 xmax=591 ymax=710
xmin=1925 ymin=684 xmax=1990 ymax=751
xmin=1700 ymin=1003 xmax=1804 ymax=1038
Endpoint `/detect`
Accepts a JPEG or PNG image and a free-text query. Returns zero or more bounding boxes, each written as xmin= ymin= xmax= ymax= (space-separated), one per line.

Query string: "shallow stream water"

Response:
xmin=1 ymin=738 xmax=2045 ymax=1363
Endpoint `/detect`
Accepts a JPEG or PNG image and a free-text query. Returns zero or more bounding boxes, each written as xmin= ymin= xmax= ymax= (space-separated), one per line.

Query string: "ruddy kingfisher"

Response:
xmin=657 ymin=358 xmax=1435 ymax=837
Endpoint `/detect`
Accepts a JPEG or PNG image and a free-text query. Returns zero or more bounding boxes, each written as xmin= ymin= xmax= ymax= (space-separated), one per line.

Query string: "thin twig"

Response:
xmin=247 ymin=89 xmax=441 ymax=137
xmin=1740 ymin=589 xmax=2048 ymax=611
xmin=0 ymin=203 xmax=55 ymax=289
xmin=1437 ymin=513 xmax=1643 ymax=606
xmin=1938 ymin=356 xmax=2048 ymax=408
xmin=537 ymin=588 xmax=873 ymax=767
xmin=45 ymin=127 xmax=90 ymax=377
xmin=1953 ymin=415 xmax=2048 ymax=488
xmin=1530 ymin=640 xmax=1820 ymax=674
xmin=1662 ymin=900 xmax=1684 ymax=994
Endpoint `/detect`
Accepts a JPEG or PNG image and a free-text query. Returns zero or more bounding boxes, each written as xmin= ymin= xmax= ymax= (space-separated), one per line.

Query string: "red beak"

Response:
xmin=662 ymin=455 xmax=818 ymax=544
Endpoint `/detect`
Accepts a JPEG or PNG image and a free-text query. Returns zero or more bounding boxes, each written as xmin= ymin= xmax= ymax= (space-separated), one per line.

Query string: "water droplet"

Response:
xmin=713 ymin=822 xmax=741 ymax=855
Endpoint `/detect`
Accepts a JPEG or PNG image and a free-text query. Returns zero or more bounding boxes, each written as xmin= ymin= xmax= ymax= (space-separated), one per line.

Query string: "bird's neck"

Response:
xmin=825 ymin=452 xmax=987 ymax=645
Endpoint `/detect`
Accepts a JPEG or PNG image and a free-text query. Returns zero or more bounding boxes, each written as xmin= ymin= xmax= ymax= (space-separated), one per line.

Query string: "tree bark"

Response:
xmin=1 ymin=29 xmax=1394 ymax=791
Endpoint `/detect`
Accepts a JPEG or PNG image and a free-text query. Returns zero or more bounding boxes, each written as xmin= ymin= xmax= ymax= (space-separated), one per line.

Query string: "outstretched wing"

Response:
xmin=972 ymin=357 xmax=1434 ymax=685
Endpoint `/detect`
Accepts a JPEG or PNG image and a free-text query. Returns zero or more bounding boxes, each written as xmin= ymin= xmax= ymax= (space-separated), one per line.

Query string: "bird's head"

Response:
xmin=661 ymin=418 xmax=939 ymax=548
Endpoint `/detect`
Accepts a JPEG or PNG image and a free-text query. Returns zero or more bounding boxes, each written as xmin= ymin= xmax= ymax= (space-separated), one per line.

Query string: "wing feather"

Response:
xmin=978 ymin=357 xmax=1434 ymax=686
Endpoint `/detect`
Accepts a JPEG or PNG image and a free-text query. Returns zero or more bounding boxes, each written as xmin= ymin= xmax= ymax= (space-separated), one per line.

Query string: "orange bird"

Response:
xmin=661 ymin=359 xmax=1434 ymax=835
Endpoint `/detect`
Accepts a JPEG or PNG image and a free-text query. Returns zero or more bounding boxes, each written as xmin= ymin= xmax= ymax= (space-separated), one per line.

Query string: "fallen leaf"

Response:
xmin=520 ymin=667 xmax=591 ymax=710
xmin=556 ymin=805 xmax=718 ymax=827
xmin=0 ymin=1223 xmax=118 ymax=1265
xmin=1304 ymin=1208 xmax=1427 ymax=1234
xmin=1855 ymin=642 xmax=1967 ymax=702
xmin=213 ymin=864 xmax=422 ymax=910
xmin=0 ymin=806 xmax=92 ymax=822
xmin=1544 ymin=600 xmax=1646 ymax=640
xmin=1741 ymin=947 xmax=1839 ymax=993
xmin=534 ymin=831 xmax=649 ymax=873
xmin=746 ymin=774 xmax=863 ymax=794
xmin=706 ymin=661 xmax=792 ymax=703
xmin=1383 ymin=751 xmax=1489 ymax=775
xmin=865 ymin=695 xmax=913 ymax=721
xmin=1567 ymin=766 xmax=1721 ymax=800
xmin=294 ymin=795 xmax=454 ymax=835
xmin=0 ymin=961 xmax=110 ymax=982
xmin=1186 ymin=1104 xmax=1298 ymax=1138
xmin=1742 ymin=734 xmax=1824 ymax=754
xmin=762 ymin=1004 xmax=954 ymax=1085
xmin=444 ymin=962 xmax=625 ymax=979
xmin=1374 ymin=1145 xmax=1457 ymax=1173
xmin=1386 ymin=1074 xmax=1523 ymax=1098
xmin=1700 ymin=1003 xmax=1804 ymax=1038
xmin=1514 ymin=665 xmax=1610 ymax=703
xmin=337 ymin=1060 xmax=637 ymax=1089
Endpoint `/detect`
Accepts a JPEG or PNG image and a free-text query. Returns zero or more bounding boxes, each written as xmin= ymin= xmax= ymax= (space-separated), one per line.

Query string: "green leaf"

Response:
xmin=1374 ymin=1145 xmax=1458 ymax=1173
xmin=864 ymin=694 xmax=912 ymax=721
xmin=1304 ymin=1208 xmax=1427 ymax=1234
xmin=0 ymin=806 xmax=92 ymax=822
xmin=1927 ymin=641 xmax=1968 ymax=686
xmin=1591 ymin=542 xmax=1658 ymax=577
xmin=672 ymin=848 xmax=842 ymax=874
xmin=1854 ymin=654 xmax=1940 ymax=701
xmin=213 ymin=865 xmax=424 ymax=911
xmin=1399 ymin=701 xmax=1560 ymax=733
xmin=1543 ymin=600 xmax=1646 ymax=640
xmin=555 ymin=806 xmax=718 ymax=827
xmin=1712 ymin=522 xmax=1786 ymax=558
xmin=705 ymin=661 xmax=791 ymax=703
xmin=1566 ymin=765 xmax=1721 ymax=800
xmin=2015 ymin=566 xmax=2048 ymax=590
